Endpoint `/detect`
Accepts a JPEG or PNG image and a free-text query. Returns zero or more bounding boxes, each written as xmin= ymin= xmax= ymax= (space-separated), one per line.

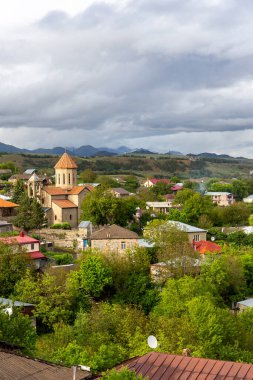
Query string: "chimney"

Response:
xmin=20 ymin=231 xmax=24 ymax=237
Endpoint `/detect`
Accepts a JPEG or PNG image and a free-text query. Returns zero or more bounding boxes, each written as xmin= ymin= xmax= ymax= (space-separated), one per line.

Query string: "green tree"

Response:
xmin=11 ymin=180 xmax=25 ymax=204
xmin=80 ymin=168 xmax=97 ymax=183
xmin=71 ymin=254 xmax=113 ymax=298
xmin=101 ymin=368 xmax=145 ymax=379
xmin=0 ymin=243 xmax=30 ymax=297
xmin=13 ymin=194 xmax=45 ymax=232
xmin=232 ymin=180 xmax=248 ymax=200
xmin=173 ymin=189 xmax=195 ymax=206
xmin=0 ymin=307 xmax=37 ymax=352
xmin=182 ymin=193 xmax=214 ymax=225
xmin=219 ymin=202 xmax=251 ymax=226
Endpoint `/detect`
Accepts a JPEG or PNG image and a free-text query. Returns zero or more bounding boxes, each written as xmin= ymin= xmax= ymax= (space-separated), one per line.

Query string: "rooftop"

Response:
xmin=54 ymin=152 xmax=77 ymax=169
xmin=166 ymin=221 xmax=207 ymax=233
xmin=124 ymin=352 xmax=253 ymax=380
xmin=0 ymin=350 xmax=90 ymax=380
xmin=91 ymin=224 xmax=138 ymax=240
xmin=237 ymin=298 xmax=253 ymax=307
xmin=52 ymin=199 xmax=77 ymax=209
xmin=0 ymin=199 xmax=18 ymax=208
xmin=205 ymin=192 xmax=233 ymax=196
xmin=194 ymin=240 xmax=222 ymax=254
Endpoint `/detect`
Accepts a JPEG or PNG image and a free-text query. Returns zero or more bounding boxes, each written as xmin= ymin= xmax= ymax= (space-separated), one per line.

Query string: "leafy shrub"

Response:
xmin=50 ymin=222 xmax=71 ymax=230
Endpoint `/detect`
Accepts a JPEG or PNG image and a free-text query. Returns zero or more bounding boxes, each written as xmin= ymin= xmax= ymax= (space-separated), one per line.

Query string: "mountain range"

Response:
xmin=0 ymin=141 xmax=246 ymax=159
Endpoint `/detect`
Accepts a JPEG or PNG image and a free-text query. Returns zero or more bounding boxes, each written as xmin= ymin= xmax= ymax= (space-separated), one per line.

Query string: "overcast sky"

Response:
xmin=1 ymin=0 xmax=253 ymax=156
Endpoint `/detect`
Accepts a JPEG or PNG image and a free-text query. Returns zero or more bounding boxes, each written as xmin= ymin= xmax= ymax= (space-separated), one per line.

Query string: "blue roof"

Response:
xmin=78 ymin=221 xmax=91 ymax=228
xmin=24 ymin=169 xmax=36 ymax=175
xmin=0 ymin=297 xmax=34 ymax=307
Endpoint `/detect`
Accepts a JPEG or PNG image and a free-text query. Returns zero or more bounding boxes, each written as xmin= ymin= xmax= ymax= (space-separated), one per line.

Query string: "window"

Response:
xmin=70 ymin=214 xmax=72 ymax=220
xmin=55 ymin=215 xmax=57 ymax=221
xmin=193 ymin=234 xmax=200 ymax=242
xmin=58 ymin=174 xmax=60 ymax=185
xmin=121 ymin=241 xmax=126 ymax=250
xmin=63 ymin=174 xmax=65 ymax=185
xmin=31 ymin=243 xmax=34 ymax=250
xmin=69 ymin=173 xmax=71 ymax=184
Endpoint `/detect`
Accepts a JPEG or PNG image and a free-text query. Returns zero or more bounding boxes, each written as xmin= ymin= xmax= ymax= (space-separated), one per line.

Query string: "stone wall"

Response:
xmin=32 ymin=228 xmax=81 ymax=249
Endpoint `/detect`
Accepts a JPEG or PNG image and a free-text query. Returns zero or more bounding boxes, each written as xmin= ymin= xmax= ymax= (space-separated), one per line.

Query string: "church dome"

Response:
xmin=54 ymin=153 xmax=77 ymax=169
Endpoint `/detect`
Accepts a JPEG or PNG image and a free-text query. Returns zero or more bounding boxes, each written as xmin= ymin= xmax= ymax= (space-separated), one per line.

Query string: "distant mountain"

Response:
xmin=165 ymin=150 xmax=184 ymax=156
xmin=187 ymin=152 xmax=244 ymax=159
xmin=128 ymin=148 xmax=157 ymax=155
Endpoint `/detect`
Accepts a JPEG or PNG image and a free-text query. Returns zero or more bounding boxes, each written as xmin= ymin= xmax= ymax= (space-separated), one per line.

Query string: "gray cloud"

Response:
xmin=1 ymin=0 xmax=253 ymax=154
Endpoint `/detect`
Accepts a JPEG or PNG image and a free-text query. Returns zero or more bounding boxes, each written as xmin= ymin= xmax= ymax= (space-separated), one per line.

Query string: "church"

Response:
xmin=27 ymin=152 xmax=91 ymax=228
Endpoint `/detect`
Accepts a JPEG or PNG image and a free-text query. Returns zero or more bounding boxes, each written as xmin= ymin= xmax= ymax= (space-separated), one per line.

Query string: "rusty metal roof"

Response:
xmin=0 ymin=350 xmax=90 ymax=380
xmin=125 ymin=352 xmax=253 ymax=380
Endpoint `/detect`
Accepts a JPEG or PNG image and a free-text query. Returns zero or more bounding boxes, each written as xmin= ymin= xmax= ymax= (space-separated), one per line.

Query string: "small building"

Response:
xmin=171 ymin=183 xmax=183 ymax=192
xmin=205 ymin=192 xmax=235 ymax=206
xmin=90 ymin=224 xmax=139 ymax=253
xmin=111 ymin=187 xmax=130 ymax=198
xmin=0 ymin=232 xmax=47 ymax=269
xmin=166 ymin=221 xmax=207 ymax=244
xmin=0 ymin=199 xmax=18 ymax=218
xmin=143 ymin=178 xmax=171 ymax=188
xmin=243 ymin=194 xmax=253 ymax=204
xmin=146 ymin=201 xmax=173 ymax=214
xmin=0 ymin=297 xmax=35 ymax=327
xmin=78 ymin=221 xmax=93 ymax=250
xmin=0 ymin=221 xmax=13 ymax=233
xmin=236 ymin=298 xmax=253 ymax=311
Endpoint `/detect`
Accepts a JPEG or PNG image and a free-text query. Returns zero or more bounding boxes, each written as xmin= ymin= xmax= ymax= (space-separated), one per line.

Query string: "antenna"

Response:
xmin=147 ymin=335 xmax=158 ymax=349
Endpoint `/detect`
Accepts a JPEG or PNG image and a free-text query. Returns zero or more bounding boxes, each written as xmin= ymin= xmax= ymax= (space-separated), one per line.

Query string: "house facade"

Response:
xmin=27 ymin=153 xmax=91 ymax=228
xmin=205 ymin=192 xmax=235 ymax=206
xmin=90 ymin=224 xmax=139 ymax=254
xmin=166 ymin=221 xmax=207 ymax=244
xmin=0 ymin=231 xmax=46 ymax=269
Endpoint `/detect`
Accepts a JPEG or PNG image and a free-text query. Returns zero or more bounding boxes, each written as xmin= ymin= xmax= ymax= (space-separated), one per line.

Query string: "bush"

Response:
xmin=45 ymin=252 xmax=74 ymax=265
xmin=50 ymin=222 xmax=71 ymax=230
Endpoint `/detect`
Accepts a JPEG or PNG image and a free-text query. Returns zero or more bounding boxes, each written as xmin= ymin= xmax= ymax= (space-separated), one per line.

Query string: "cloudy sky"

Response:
xmin=1 ymin=0 xmax=253 ymax=156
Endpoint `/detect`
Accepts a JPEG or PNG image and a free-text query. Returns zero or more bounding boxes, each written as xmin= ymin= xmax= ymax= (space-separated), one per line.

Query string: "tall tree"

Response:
xmin=13 ymin=194 xmax=45 ymax=232
xmin=11 ymin=180 xmax=25 ymax=204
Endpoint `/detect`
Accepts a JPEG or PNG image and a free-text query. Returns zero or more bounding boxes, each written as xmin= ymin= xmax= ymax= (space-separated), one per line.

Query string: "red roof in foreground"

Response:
xmin=0 ymin=235 xmax=39 ymax=246
xmin=171 ymin=185 xmax=183 ymax=191
xmin=194 ymin=240 xmax=222 ymax=254
xmin=125 ymin=352 xmax=253 ymax=380
xmin=30 ymin=251 xmax=46 ymax=260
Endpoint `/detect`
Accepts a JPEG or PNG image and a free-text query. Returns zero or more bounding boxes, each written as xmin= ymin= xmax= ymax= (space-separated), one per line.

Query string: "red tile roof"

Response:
xmin=44 ymin=185 xmax=89 ymax=195
xmin=0 ymin=199 xmax=18 ymax=208
xmin=52 ymin=199 xmax=77 ymax=208
xmin=171 ymin=185 xmax=183 ymax=191
xmin=149 ymin=179 xmax=171 ymax=185
xmin=30 ymin=251 xmax=46 ymax=260
xmin=124 ymin=352 xmax=253 ymax=380
xmin=194 ymin=240 xmax=222 ymax=254
xmin=0 ymin=235 xmax=39 ymax=245
xmin=54 ymin=153 xmax=77 ymax=169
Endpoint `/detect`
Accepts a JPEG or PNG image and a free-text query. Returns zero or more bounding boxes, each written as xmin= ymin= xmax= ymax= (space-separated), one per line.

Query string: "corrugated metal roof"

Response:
xmin=124 ymin=352 xmax=253 ymax=380
xmin=167 ymin=221 xmax=207 ymax=233
xmin=78 ymin=221 xmax=91 ymax=228
xmin=0 ymin=298 xmax=34 ymax=307
xmin=0 ymin=350 xmax=90 ymax=379
xmin=206 ymin=192 xmax=232 ymax=196
xmin=237 ymin=298 xmax=253 ymax=307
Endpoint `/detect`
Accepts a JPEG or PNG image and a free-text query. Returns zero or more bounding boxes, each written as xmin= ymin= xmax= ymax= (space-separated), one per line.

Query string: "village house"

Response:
xmin=0 ymin=232 xmax=47 ymax=269
xmin=205 ymin=191 xmax=235 ymax=206
xmin=27 ymin=152 xmax=92 ymax=228
xmin=243 ymin=194 xmax=253 ymax=203
xmin=236 ymin=298 xmax=253 ymax=311
xmin=0 ymin=221 xmax=13 ymax=233
xmin=143 ymin=178 xmax=171 ymax=188
xmin=0 ymin=199 xmax=18 ymax=218
xmin=0 ymin=297 xmax=36 ymax=327
xmin=146 ymin=201 xmax=174 ymax=214
xmin=166 ymin=221 xmax=207 ymax=244
xmin=90 ymin=224 xmax=139 ymax=253
xmin=111 ymin=187 xmax=130 ymax=198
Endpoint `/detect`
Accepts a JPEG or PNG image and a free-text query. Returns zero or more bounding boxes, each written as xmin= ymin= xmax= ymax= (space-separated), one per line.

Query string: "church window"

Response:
xmin=58 ymin=174 xmax=60 ymax=185
xmin=63 ymin=174 xmax=65 ymax=185
xmin=69 ymin=173 xmax=71 ymax=184
xmin=70 ymin=214 xmax=72 ymax=220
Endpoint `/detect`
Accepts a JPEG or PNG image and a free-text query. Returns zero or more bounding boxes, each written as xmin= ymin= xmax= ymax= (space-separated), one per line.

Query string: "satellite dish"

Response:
xmin=147 ymin=335 xmax=158 ymax=349
xmin=211 ymin=236 xmax=216 ymax=242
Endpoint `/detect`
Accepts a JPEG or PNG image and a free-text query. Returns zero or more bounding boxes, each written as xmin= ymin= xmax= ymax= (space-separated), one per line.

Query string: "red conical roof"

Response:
xmin=54 ymin=153 xmax=77 ymax=169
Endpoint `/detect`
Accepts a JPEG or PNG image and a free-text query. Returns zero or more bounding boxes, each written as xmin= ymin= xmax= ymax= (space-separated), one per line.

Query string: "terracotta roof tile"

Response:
xmin=194 ymin=240 xmax=221 ymax=254
xmin=91 ymin=224 xmax=139 ymax=240
xmin=54 ymin=153 xmax=77 ymax=169
xmin=68 ymin=186 xmax=88 ymax=195
xmin=0 ymin=199 xmax=18 ymax=208
xmin=44 ymin=186 xmax=89 ymax=195
xmin=52 ymin=199 xmax=77 ymax=208
xmin=123 ymin=353 xmax=253 ymax=380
